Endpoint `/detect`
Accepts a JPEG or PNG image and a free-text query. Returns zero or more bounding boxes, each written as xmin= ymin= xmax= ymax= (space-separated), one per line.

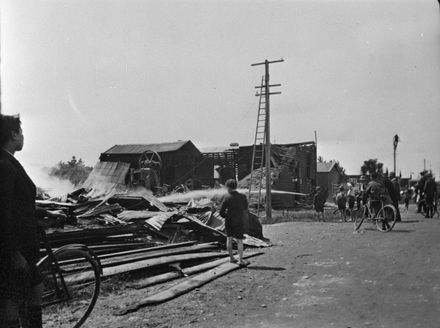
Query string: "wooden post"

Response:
xmin=251 ymin=59 xmax=284 ymax=222
xmin=264 ymin=60 xmax=272 ymax=222
xmin=393 ymin=134 xmax=399 ymax=174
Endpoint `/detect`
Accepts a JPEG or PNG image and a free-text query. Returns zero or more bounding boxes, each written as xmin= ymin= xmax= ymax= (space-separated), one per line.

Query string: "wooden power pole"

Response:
xmin=251 ymin=58 xmax=284 ymax=222
xmin=393 ymin=134 xmax=399 ymax=174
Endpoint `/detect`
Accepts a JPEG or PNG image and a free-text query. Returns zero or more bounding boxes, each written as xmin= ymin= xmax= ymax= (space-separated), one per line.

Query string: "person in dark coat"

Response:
xmin=389 ymin=172 xmax=401 ymax=222
xmin=0 ymin=114 xmax=65 ymax=328
xmin=219 ymin=179 xmax=249 ymax=266
xmin=424 ymin=174 xmax=438 ymax=218
xmin=416 ymin=171 xmax=428 ymax=213
xmin=313 ymin=186 xmax=326 ymax=222
xmin=365 ymin=172 xmax=392 ymax=219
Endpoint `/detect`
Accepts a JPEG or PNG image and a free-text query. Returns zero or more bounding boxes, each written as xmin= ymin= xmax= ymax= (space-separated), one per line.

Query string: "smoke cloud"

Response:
xmin=24 ymin=163 xmax=76 ymax=199
xmin=158 ymin=188 xmax=307 ymax=204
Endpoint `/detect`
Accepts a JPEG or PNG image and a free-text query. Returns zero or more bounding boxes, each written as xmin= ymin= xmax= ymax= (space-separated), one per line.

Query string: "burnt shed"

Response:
xmin=100 ymin=141 xmax=210 ymax=188
xmin=238 ymin=141 xmax=317 ymax=194
xmin=201 ymin=141 xmax=317 ymax=194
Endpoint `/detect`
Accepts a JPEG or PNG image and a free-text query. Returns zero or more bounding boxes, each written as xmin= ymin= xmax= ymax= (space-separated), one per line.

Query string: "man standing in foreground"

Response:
xmin=0 ymin=114 xmax=65 ymax=328
xmin=219 ymin=179 xmax=249 ymax=266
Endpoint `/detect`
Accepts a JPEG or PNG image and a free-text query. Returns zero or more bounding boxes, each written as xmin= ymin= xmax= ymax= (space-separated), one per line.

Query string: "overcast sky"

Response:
xmin=2 ymin=0 xmax=439 ymax=178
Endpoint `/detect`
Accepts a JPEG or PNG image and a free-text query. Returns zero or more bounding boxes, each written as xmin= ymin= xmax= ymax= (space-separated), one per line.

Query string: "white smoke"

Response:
xmin=158 ymin=188 xmax=307 ymax=204
xmin=24 ymin=164 xmax=76 ymax=199
xmin=158 ymin=188 xmax=229 ymax=203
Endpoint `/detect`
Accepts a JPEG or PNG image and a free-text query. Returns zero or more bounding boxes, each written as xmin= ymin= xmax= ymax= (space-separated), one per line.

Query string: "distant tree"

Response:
xmin=317 ymin=156 xmax=324 ymax=163
xmin=361 ymin=159 xmax=384 ymax=176
xmin=49 ymin=156 xmax=93 ymax=186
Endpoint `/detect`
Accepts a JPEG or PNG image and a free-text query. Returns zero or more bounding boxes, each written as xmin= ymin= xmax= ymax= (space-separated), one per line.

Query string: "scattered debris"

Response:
xmin=37 ymin=184 xmax=270 ymax=309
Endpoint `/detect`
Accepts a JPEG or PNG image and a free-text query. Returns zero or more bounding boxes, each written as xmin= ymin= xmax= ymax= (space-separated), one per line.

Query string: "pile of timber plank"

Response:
xmin=66 ymin=243 xmax=226 ymax=284
xmin=38 ymin=189 xmax=272 ymax=248
xmin=36 ymin=189 xmax=270 ymax=311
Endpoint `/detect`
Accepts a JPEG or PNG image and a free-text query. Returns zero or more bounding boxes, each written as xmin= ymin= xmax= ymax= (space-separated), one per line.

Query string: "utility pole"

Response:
xmin=393 ymin=134 xmax=399 ymax=174
xmin=314 ymin=130 xmax=318 ymax=187
xmin=251 ymin=58 xmax=283 ymax=222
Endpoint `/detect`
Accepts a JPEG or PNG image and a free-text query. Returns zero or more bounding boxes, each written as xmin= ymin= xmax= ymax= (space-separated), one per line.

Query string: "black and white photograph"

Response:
xmin=1 ymin=0 xmax=439 ymax=327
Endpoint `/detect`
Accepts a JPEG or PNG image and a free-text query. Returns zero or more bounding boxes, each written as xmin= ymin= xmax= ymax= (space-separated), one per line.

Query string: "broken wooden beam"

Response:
xmin=128 ymin=251 xmax=263 ymax=289
xmin=114 ymin=252 xmax=264 ymax=315
xmin=99 ymin=243 xmax=220 ymax=268
xmin=67 ymin=251 xmax=229 ymax=283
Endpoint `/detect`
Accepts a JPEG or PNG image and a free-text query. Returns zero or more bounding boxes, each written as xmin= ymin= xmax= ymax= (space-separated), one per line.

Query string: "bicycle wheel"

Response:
xmin=38 ymin=248 xmax=101 ymax=328
xmin=353 ymin=206 xmax=366 ymax=231
xmin=376 ymin=205 xmax=397 ymax=232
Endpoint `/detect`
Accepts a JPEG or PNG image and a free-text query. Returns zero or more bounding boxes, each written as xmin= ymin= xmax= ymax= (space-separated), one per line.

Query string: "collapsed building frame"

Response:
xmin=94 ymin=140 xmax=317 ymax=198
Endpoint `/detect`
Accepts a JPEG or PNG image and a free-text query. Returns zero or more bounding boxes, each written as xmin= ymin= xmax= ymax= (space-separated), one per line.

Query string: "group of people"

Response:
xmin=313 ymin=170 xmax=439 ymax=222
xmin=313 ymin=171 xmax=404 ymax=222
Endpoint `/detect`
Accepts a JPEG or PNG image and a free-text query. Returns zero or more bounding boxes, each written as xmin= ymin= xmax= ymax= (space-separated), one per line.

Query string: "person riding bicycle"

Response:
xmin=364 ymin=172 xmax=393 ymax=216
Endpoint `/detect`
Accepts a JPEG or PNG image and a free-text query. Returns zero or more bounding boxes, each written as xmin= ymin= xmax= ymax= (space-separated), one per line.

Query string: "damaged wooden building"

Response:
xmin=202 ymin=141 xmax=317 ymax=194
xmin=88 ymin=139 xmax=316 ymax=200
xmin=95 ymin=141 xmax=212 ymax=192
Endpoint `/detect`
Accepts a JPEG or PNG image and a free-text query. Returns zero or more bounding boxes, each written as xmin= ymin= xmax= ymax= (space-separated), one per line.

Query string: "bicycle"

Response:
xmin=353 ymin=197 xmax=397 ymax=232
xmin=37 ymin=226 xmax=102 ymax=328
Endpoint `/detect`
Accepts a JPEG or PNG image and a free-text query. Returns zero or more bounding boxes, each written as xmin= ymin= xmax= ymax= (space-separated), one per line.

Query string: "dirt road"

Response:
xmin=85 ymin=207 xmax=440 ymax=328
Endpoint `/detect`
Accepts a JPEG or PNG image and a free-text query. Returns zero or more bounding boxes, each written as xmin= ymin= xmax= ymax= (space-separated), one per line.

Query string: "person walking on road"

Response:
xmin=335 ymin=186 xmax=347 ymax=222
xmin=313 ymin=186 xmax=326 ymax=222
xmin=219 ymin=179 xmax=249 ymax=266
xmin=404 ymin=188 xmax=413 ymax=211
xmin=424 ymin=173 xmax=438 ymax=218
xmin=389 ymin=172 xmax=402 ymax=222
xmin=416 ymin=171 xmax=429 ymax=214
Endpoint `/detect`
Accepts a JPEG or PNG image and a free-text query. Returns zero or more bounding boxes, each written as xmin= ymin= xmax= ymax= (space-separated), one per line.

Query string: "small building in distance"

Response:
xmin=317 ymin=161 xmax=346 ymax=201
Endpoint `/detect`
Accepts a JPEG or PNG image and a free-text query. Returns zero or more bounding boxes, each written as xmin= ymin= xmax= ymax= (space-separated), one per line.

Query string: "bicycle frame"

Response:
xmin=38 ymin=228 xmax=72 ymax=307
xmin=364 ymin=198 xmax=384 ymax=220
xmin=38 ymin=228 xmax=103 ymax=307
xmin=354 ymin=196 xmax=397 ymax=233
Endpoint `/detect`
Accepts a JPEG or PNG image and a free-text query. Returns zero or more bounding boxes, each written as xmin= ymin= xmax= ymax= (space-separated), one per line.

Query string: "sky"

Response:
xmin=1 ymin=0 xmax=440 ymax=180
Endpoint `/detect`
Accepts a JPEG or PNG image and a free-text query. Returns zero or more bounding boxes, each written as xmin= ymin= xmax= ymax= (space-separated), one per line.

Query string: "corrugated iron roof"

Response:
xmin=317 ymin=162 xmax=336 ymax=173
xmin=81 ymin=161 xmax=131 ymax=198
xmin=103 ymin=141 xmax=191 ymax=154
